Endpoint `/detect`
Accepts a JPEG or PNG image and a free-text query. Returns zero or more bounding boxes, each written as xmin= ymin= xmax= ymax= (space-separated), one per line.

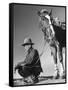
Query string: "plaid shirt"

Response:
xmin=16 ymin=47 xmax=42 ymax=69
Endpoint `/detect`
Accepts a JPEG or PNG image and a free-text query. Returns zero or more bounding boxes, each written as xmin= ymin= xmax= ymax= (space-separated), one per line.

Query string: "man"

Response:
xmin=14 ymin=37 xmax=42 ymax=84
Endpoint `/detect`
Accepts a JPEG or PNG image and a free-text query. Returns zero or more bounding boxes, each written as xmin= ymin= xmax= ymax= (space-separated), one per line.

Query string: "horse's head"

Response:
xmin=37 ymin=9 xmax=52 ymax=30
xmin=37 ymin=9 xmax=55 ymax=39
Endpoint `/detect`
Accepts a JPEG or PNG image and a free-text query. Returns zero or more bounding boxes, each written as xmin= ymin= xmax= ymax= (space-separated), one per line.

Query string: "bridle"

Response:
xmin=40 ymin=15 xmax=55 ymax=41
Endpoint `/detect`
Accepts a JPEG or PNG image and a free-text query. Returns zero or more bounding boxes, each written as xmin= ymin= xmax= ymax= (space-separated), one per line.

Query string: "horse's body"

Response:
xmin=53 ymin=24 xmax=66 ymax=48
xmin=38 ymin=9 xmax=66 ymax=78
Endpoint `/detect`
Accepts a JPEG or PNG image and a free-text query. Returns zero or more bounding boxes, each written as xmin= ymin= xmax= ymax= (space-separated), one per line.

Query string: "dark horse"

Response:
xmin=38 ymin=9 xmax=66 ymax=79
xmin=53 ymin=25 xmax=66 ymax=47
xmin=53 ymin=24 xmax=66 ymax=78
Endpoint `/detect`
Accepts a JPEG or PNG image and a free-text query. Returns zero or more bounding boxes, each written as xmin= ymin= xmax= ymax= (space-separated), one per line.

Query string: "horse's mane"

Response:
xmin=52 ymin=24 xmax=66 ymax=47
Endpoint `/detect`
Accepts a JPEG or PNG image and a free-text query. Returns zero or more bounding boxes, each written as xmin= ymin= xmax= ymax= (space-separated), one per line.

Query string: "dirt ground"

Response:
xmin=13 ymin=76 xmax=66 ymax=86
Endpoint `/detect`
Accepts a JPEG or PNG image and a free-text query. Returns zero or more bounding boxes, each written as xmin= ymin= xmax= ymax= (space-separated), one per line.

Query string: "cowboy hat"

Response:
xmin=21 ymin=37 xmax=34 ymax=46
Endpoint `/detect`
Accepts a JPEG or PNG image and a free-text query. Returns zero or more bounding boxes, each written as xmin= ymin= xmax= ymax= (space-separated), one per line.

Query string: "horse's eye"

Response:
xmin=41 ymin=17 xmax=45 ymax=21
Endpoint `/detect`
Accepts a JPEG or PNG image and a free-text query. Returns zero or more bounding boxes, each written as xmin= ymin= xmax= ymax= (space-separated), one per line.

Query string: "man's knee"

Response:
xmin=17 ymin=66 xmax=30 ymax=77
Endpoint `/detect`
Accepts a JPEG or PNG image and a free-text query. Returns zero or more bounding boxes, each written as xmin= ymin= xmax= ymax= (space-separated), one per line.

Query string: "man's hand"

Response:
xmin=14 ymin=64 xmax=18 ymax=73
xmin=14 ymin=63 xmax=20 ymax=73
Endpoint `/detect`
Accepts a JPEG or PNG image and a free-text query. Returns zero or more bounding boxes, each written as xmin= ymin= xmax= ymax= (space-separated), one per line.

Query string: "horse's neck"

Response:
xmin=46 ymin=25 xmax=55 ymax=37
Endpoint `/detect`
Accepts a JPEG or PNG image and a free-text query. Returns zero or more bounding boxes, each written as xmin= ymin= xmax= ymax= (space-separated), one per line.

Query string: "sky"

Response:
xmin=13 ymin=4 xmax=65 ymax=78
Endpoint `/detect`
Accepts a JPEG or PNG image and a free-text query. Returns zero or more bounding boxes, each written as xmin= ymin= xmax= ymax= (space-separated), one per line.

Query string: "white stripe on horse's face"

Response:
xmin=45 ymin=15 xmax=51 ymax=21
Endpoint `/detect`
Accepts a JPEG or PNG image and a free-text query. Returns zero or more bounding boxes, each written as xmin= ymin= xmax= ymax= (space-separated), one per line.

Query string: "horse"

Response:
xmin=38 ymin=9 xmax=66 ymax=79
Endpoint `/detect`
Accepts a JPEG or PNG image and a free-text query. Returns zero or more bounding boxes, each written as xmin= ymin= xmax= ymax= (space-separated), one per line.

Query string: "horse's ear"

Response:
xmin=49 ymin=9 xmax=52 ymax=16
xmin=49 ymin=9 xmax=54 ymax=23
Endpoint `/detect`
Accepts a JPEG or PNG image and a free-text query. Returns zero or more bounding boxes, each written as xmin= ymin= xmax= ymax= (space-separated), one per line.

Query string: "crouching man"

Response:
xmin=14 ymin=37 xmax=43 ymax=84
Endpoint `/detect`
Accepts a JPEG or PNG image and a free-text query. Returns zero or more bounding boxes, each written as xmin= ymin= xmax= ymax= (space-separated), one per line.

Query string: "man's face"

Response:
xmin=24 ymin=45 xmax=31 ymax=52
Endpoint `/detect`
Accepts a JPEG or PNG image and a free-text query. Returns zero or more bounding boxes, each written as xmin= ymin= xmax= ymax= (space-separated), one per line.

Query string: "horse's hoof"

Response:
xmin=53 ymin=73 xmax=60 ymax=79
xmin=60 ymin=74 xmax=66 ymax=79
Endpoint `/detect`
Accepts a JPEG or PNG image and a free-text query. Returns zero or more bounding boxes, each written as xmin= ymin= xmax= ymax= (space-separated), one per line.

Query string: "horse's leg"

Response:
xmin=57 ymin=45 xmax=65 ymax=78
xmin=50 ymin=45 xmax=59 ymax=78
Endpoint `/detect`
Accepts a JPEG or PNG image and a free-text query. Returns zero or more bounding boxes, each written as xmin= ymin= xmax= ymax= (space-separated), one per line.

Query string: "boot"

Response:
xmin=24 ymin=75 xmax=38 ymax=84
xmin=31 ymin=75 xmax=39 ymax=83
xmin=23 ymin=76 xmax=33 ymax=84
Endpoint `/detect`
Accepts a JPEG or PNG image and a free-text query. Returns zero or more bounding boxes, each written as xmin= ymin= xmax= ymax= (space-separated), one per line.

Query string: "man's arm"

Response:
xmin=14 ymin=49 xmax=36 ymax=70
